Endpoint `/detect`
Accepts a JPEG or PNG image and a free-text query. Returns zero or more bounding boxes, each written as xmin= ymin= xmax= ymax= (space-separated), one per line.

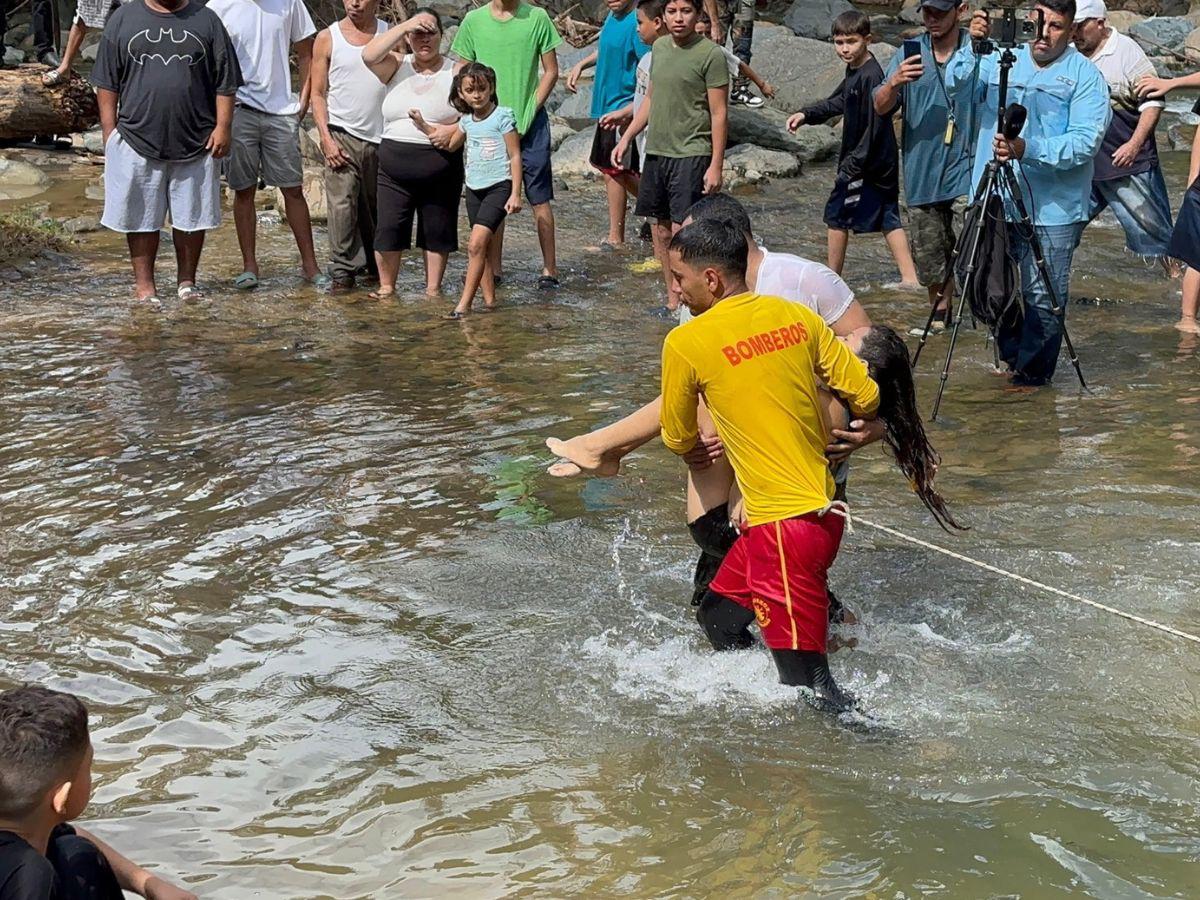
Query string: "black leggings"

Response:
xmin=695 ymin=590 xmax=850 ymax=710
xmin=375 ymin=140 xmax=464 ymax=253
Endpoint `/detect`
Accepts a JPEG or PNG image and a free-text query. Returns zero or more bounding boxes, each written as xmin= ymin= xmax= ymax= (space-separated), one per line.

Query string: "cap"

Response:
xmin=918 ymin=0 xmax=960 ymax=10
xmin=1074 ymin=0 xmax=1107 ymax=21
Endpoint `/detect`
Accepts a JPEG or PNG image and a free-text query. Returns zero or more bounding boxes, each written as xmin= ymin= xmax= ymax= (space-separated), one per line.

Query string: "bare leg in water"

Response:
xmin=546 ymin=396 xmax=662 ymax=476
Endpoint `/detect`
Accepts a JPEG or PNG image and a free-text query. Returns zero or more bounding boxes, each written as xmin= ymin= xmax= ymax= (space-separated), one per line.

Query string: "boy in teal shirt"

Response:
xmin=452 ymin=0 xmax=563 ymax=288
xmin=566 ymin=0 xmax=649 ymax=248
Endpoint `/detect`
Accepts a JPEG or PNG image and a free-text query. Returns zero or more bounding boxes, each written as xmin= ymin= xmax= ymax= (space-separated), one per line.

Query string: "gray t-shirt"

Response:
xmin=91 ymin=0 xmax=242 ymax=161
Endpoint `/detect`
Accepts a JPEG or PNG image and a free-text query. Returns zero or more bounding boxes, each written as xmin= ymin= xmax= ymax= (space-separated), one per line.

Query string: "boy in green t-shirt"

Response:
xmin=613 ymin=0 xmax=728 ymax=309
xmin=452 ymin=0 xmax=563 ymax=289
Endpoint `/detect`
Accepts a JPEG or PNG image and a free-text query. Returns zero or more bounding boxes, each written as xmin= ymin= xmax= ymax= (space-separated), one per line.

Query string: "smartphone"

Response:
xmin=903 ymin=38 xmax=921 ymax=61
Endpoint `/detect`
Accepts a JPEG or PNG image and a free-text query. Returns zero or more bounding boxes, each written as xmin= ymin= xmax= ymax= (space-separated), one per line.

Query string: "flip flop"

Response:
xmin=177 ymin=284 xmax=204 ymax=302
xmin=41 ymin=68 xmax=67 ymax=87
xmin=307 ymin=273 xmax=333 ymax=290
xmin=537 ymin=275 xmax=560 ymax=290
xmin=138 ymin=295 xmax=162 ymax=310
xmin=442 ymin=310 xmax=466 ymax=320
xmin=233 ymin=271 xmax=258 ymax=291
xmin=367 ymin=288 xmax=395 ymax=300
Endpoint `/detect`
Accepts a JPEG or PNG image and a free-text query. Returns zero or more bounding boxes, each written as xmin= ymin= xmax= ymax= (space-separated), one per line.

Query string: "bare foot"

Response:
xmin=545 ymin=435 xmax=622 ymax=477
xmin=1175 ymin=317 xmax=1200 ymax=335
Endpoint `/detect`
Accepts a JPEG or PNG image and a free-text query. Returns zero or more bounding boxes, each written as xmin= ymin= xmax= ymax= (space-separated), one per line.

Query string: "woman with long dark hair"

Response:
xmin=837 ymin=324 xmax=964 ymax=532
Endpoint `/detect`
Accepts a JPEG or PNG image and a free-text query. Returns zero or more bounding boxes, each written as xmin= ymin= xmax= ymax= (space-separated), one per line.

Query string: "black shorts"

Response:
xmin=1169 ymin=182 xmax=1200 ymax=271
xmin=520 ymin=108 xmax=554 ymax=206
xmin=589 ymin=124 xmax=640 ymax=176
xmin=376 ymin=140 xmax=464 ymax=253
xmin=823 ymin=179 xmax=903 ymax=234
xmin=635 ymin=154 xmax=709 ymax=224
xmin=466 ymin=180 xmax=512 ymax=232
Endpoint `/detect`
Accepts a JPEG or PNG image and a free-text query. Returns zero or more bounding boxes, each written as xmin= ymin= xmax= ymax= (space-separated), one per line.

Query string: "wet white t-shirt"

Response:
xmin=754 ymin=250 xmax=855 ymax=325
xmin=678 ymin=249 xmax=855 ymax=325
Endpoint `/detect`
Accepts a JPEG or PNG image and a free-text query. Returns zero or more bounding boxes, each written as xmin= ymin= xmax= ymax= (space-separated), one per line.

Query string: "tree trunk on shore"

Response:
xmin=0 ymin=66 xmax=99 ymax=141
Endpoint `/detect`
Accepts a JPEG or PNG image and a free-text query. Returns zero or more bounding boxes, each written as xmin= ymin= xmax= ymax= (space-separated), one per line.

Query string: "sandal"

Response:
xmin=537 ymin=275 xmax=560 ymax=290
xmin=138 ymin=295 xmax=162 ymax=310
xmin=442 ymin=310 xmax=466 ymax=320
xmin=307 ymin=273 xmax=333 ymax=290
xmin=233 ymin=271 xmax=258 ymax=291
xmin=177 ymin=284 xmax=204 ymax=302
xmin=368 ymin=288 xmax=395 ymax=300
xmin=41 ymin=68 xmax=67 ymax=87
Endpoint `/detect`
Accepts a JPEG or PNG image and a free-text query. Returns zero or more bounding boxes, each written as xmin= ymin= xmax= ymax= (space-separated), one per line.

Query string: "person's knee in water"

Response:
xmin=695 ymin=589 xmax=755 ymax=650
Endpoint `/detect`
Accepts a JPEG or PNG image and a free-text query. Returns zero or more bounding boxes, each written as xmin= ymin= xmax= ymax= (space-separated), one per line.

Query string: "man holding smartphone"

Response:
xmin=873 ymin=0 xmax=975 ymax=334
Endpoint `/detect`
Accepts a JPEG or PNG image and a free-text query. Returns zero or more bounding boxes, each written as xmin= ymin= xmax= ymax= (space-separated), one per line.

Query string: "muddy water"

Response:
xmin=1 ymin=151 xmax=1198 ymax=897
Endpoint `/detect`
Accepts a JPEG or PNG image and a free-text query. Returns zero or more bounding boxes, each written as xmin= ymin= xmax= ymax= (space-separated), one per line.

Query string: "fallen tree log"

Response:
xmin=0 ymin=65 xmax=99 ymax=141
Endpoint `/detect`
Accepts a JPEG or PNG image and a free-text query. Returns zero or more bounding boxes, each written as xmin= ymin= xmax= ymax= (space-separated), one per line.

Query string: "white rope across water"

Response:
xmin=854 ymin=517 xmax=1200 ymax=647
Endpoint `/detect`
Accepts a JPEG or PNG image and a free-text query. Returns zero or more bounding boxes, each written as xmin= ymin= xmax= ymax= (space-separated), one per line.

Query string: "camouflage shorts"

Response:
xmin=907 ymin=196 xmax=968 ymax=287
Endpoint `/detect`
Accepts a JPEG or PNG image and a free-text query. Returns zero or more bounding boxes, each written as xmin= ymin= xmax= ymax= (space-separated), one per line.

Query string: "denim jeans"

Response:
xmin=1088 ymin=166 xmax=1174 ymax=260
xmin=996 ymin=221 xmax=1083 ymax=386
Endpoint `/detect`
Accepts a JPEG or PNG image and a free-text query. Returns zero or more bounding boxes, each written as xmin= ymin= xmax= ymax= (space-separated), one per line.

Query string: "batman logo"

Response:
xmin=126 ymin=27 xmax=207 ymax=67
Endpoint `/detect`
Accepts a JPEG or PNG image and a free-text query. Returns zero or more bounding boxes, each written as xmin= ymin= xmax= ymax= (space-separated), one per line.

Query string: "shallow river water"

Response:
xmin=1 ymin=153 xmax=1199 ymax=897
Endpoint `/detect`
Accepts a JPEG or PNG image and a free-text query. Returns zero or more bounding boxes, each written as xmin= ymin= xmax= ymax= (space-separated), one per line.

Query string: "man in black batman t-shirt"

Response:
xmin=90 ymin=0 xmax=242 ymax=308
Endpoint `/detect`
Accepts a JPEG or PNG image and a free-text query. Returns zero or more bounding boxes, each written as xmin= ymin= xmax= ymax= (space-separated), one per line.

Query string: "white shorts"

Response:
xmin=101 ymin=131 xmax=222 ymax=234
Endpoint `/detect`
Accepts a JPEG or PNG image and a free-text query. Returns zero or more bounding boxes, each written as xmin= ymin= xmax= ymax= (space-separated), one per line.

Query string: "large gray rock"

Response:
xmin=782 ymin=0 xmax=855 ymax=41
xmin=275 ymin=167 xmax=327 ymax=224
xmin=1130 ymin=15 xmax=1193 ymax=52
xmin=2 ymin=46 xmax=24 ymax=66
xmin=552 ymin=81 xmax=594 ymax=120
xmin=0 ymin=158 xmax=50 ymax=201
xmin=548 ymin=115 xmax=577 ymax=151
xmin=728 ymin=106 xmax=840 ymax=161
xmin=550 ymin=125 xmax=599 ymax=181
xmin=300 ymin=126 xmax=323 ymax=166
xmin=722 ymin=144 xmax=801 ymax=187
xmin=750 ymin=25 xmax=896 ymax=114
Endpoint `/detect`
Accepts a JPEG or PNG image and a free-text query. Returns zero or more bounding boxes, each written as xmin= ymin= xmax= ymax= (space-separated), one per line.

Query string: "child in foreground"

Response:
xmin=442 ymin=63 xmax=523 ymax=319
xmin=0 ymin=685 xmax=195 ymax=900
xmin=787 ymin=10 xmax=919 ymax=287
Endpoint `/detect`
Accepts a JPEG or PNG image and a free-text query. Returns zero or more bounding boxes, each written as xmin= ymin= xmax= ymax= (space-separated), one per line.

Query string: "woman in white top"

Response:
xmin=363 ymin=8 xmax=465 ymax=298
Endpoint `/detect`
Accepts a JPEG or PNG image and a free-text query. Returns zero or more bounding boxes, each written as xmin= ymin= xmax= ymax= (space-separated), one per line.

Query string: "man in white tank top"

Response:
xmin=311 ymin=0 xmax=389 ymax=291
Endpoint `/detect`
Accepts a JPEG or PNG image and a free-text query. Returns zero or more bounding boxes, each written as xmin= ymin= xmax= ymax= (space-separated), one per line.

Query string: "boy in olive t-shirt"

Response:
xmin=614 ymin=0 xmax=728 ymax=309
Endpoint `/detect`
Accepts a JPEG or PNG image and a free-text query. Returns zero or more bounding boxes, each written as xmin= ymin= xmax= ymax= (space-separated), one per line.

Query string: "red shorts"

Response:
xmin=708 ymin=512 xmax=845 ymax=653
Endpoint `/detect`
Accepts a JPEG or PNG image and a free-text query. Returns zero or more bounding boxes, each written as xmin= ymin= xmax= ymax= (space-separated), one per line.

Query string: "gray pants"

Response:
xmin=325 ymin=129 xmax=379 ymax=280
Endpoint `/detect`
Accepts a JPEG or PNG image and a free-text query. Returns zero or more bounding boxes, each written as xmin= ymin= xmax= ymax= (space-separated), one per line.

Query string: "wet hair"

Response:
xmin=450 ymin=62 xmax=499 ymax=115
xmin=857 ymin=326 xmax=966 ymax=532
xmin=831 ymin=10 xmax=871 ymax=37
xmin=0 ymin=686 xmax=89 ymax=819
xmin=685 ymin=193 xmax=753 ymax=239
xmin=1037 ymin=0 xmax=1076 ymax=21
xmin=637 ymin=0 xmax=665 ymax=20
xmin=668 ymin=220 xmax=749 ymax=279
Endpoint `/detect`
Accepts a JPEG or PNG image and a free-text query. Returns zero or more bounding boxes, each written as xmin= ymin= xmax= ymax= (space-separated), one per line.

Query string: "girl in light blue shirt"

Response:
xmin=443 ymin=63 xmax=522 ymax=318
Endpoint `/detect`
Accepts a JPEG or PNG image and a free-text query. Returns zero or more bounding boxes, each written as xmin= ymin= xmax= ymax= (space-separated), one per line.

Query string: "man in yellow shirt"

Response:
xmin=660 ymin=219 xmax=880 ymax=711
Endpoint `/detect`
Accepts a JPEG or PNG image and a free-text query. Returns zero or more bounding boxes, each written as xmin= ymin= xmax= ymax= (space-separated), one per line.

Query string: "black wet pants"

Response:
xmin=695 ymin=589 xmax=841 ymax=690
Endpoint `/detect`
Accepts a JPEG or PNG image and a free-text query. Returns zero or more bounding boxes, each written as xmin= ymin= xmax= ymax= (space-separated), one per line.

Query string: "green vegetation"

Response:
xmin=0 ymin=208 xmax=66 ymax=268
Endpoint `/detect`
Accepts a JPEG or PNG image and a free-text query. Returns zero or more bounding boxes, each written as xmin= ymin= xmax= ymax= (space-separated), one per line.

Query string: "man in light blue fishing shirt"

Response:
xmin=948 ymin=0 xmax=1110 ymax=387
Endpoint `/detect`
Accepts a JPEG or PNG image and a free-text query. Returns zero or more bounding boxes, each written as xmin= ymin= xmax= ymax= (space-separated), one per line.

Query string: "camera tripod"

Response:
xmin=910 ymin=43 xmax=1088 ymax=421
